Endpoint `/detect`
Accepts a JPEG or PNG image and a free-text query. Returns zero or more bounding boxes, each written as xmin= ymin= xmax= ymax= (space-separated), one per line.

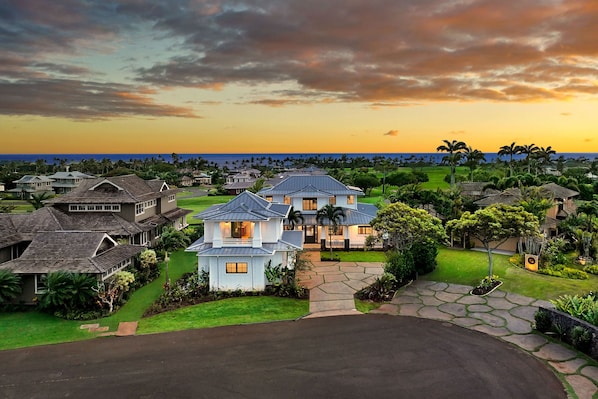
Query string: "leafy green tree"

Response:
xmin=247 ymin=178 xmax=265 ymax=193
xmin=316 ymin=204 xmax=346 ymax=258
xmin=519 ymin=144 xmax=539 ymax=174
xmin=446 ymin=204 xmax=540 ymax=279
xmin=370 ymin=202 xmax=447 ymax=251
xmin=518 ymin=186 xmax=554 ymax=225
xmin=287 ymin=206 xmax=304 ymax=230
xmin=156 ymin=226 xmax=191 ymax=253
xmin=436 ymin=139 xmax=467 ymax=187
xmin=352 ymin=173 xmax=380 ymax=195
xmin=0 ymin=270 xmax=22 ymax=304
xmin=28 ymin=192 xmax=52 ymax=210
xmin=36 ymin=271 xmax=96 ymax=314
xmin=93 ymin=271 xmax=135 ymax=314
xmin=578 ymin=200 xmax=598 ymax=233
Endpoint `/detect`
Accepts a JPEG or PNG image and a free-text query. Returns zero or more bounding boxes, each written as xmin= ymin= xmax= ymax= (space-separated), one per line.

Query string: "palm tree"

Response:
xmin=518 ymin=144 xmax=539 ymax=174
xmin=157 ymin=226 xmax=191 ymax=253
xmin=28 ymin=192 xmax=52 ymax=210
xmin=436 ymin=139 xmax=467 ymax=187
xmin=0 ymin=270 xmax=21 ymax=304
xmin=463 ymin=146 xmax=486 ymax=182
xmin=287 ymin=206 xmax=304 ymax=230
xmin=497 ymin=142 xmax=521 ymax=176
xmin=535 ymin=146 xmax=557 ymax=174
xmin=316 ymin=204 xmax=346 ymax=258
xmin=578 ymin=200 xmax=598 ymax=233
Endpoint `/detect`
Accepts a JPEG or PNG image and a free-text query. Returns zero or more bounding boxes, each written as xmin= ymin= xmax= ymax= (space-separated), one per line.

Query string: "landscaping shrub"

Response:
xmin=583 ymin=264 xmax=598 ymax=276
xmin=0 ymin=270 xmax=22 ymax=305
xmin=410 ymin=241 xmax=438 ymax=275
xmin=550 ymin=294 xmax=598 ymax=326
xmin=570 ymin=326 xmax=593 ymax=353
xmin=265 ymin=262 xmax=307 ymax=298
xmin=538 ymin=264 xmax=589 ymax=280
xmin=534 ymin=310 xmax=552 ymax=333
xmin=37 ymin=271 xmax=100 ymax=319
xmin=384 ymin=250 xmax=415 ymax=284
xmin=354 ymin=273 xmax=397 ymax=302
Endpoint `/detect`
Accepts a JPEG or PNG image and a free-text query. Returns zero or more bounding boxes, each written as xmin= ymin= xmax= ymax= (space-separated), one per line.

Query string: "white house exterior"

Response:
xmin=186 ymin=191 xmax=303 ymax=291
xmin=257 ymin=175 xmax=379 ymax=250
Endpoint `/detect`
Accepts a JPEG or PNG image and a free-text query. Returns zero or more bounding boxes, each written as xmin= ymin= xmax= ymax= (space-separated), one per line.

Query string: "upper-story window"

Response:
xmin=302 ymin=198 xmax=318 ymax=211
xmin=347 ymin=195 xmax=355 ymax=205
xmin=135 ymin=203 xmax=144 ymax=215
xmin=231 ymin=221 xmax=251 ymax=238
xmin=284 ymin=196 xmax=291 ymax=205
xmin=266 ymin=196 xmax=273 ymax=202
xmin=168 ymin=194 xmax=176 ymax=202
xmin=329 ymin=196 xmax=336 ymax=205
xmin=69 ymin=204 xmax=121 ymax=212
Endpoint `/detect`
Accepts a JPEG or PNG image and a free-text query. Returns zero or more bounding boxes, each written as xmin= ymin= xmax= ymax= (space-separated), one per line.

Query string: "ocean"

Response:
xmin=0 ymin=152 xmax=597 ymax=166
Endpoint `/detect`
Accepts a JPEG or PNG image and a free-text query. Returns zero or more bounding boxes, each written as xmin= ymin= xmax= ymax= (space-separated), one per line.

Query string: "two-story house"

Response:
xmin=7 ymin=175 xmax=54 ymax=199
xmin=257 ymin=175 xmax=379 ymax=250
xmin=186 ymin=191 xmax=303 ymax=291
xmin=47 ymin=170 xmax=95 ymax=194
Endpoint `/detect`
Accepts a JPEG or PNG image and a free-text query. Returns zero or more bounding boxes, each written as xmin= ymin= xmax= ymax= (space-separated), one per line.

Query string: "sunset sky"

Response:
xmin=1 ymin=0 xmax=597 ymax=155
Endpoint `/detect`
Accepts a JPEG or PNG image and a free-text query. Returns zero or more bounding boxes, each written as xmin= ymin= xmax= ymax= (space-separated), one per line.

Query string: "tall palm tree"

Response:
xmin=497 ymin=142 xmax=521 ymax=176
xmin=28 ymin=192 xmax=52 ymax=210
xmin=287 ymin=206 xmax=304 ymax=230
xmin=463 ymin=146 xmax=486 ymax=182
xmin=436 ymin=139 xmax=467 ymax=187
xmin=518 ymin=144 xmax=539 ymax=174
xmin=535 ymin=146 xmax=557 ymax=174
xmin=316 ymin=204 xmax=346 ymax=258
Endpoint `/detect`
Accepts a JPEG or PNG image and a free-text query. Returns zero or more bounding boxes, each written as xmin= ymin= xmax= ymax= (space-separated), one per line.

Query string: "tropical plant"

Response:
xmin=287 ymin=206 xmax=304 ymax=230
xmin=518 ymin=143 xmax=539 ymax=174
xmin=156 ymin=226 xmax=191 ymax=253
xmin=446 ymin=204 xmax=540 ymax=278
xmin=436 ymin=139 xmax=467 ymax=187
xmin=37 ymin=271 xmax=97 ymax=314
xmin=354 ymin=273 xmax=397 ymax=302
xmin=498 ymin=142 xmax=521 ymax=177
xmin=316 ymin=204 xmax=346 ymax=258
xmin=518 ymin=185 xmax=554 ymax=225
xmin=463 ymin=146 xmax=486 ymax=182
xmin=0 ymin=270 xmax=22 ymax=304
xmin=93 ymin=271 xmax=135 ymax=314
xmin=28 ymin=192 xmax=52 ymax=210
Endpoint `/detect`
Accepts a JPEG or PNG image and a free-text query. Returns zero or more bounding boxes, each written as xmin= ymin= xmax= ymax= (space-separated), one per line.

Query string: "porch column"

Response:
xmin=213 ymin=222 xmax=222 ymax=248
xmin=252 ymin=222 xmax=262 ymax=248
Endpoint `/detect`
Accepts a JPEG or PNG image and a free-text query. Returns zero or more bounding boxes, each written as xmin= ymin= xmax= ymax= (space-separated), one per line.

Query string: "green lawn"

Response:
xmin=138 ymin=296 xmax=308 ymax=334
xmin=177 ymin=195 xmax=234 ymax=225
xmin=424 ymin=247 xmax=598 ymax=301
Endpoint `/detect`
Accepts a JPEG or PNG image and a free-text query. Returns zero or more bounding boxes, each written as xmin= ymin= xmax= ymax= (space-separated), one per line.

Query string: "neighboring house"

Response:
xmin=193 ymin=172 xmax=212 ymax=185
xmin=6 ymin=175 xmax=54 ymax=199
xmin=47 ymin=171 xmax=95 ymax=194
xmin=180 ymin=175 xmax=194 ymax=187
xmin=44 ymin=174 xmax=192 ymax=246
xmin=0 ymin=231 xmax=143 ymax=304
xmin=186 ymin=191 xmax=303 ymax=291
xmin=471 ymin=182 xmax=579 ymax=251
xmin=0 ymin=182 xmax=5 ymax=192
xmin=257 ymin=175 xmax=379 ymax=250
xmin=223 ymin=180 xmax=256 ymax=195
xmin=457 ymin=182 xmax=500 ymax=201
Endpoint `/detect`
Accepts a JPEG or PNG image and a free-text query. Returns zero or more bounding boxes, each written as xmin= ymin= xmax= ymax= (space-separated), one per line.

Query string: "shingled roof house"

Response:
xmin=186 ymin=191 xmax=303 ymax=291
xmin=0 ymin=174 xmax=191 ymax=303
xmin=257 ymin=175 xmax=379 ymax=250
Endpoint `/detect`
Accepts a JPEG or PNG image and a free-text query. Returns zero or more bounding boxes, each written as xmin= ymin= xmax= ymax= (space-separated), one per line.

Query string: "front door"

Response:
xmin=304 ymin=225 xmax=317 ymax=243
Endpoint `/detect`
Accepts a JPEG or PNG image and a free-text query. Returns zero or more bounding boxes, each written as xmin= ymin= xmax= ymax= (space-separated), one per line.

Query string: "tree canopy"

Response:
xmin=370 ymin=202 xmax=447 ymax=251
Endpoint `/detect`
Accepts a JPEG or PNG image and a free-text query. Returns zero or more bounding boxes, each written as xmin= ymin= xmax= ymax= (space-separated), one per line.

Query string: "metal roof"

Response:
xmin=258 ymin=175 xmax=363 ymax=197
xmin=196 ymin=191 xmax=290 ymax=221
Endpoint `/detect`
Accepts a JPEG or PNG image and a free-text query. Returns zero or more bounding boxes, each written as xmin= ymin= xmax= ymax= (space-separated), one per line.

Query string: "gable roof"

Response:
xmin=258 ymin=175 xmax=363 ymax=197
xmin=540 ymin=183 xmax=579 ymax=199
xmin=47 ymin=171 xmax=94 ymax=179
xmin=474 ymin=188 xmax=522 ymax=207
xmin=45 ymin=174 xmax=173 ymax=205
xmin=197 ymin=191 xmax=290 ymax=221
xmin=0 ymin=231 xmax=144 ymax=275
xmin=13 ymin=175 xmax=53 ymax=184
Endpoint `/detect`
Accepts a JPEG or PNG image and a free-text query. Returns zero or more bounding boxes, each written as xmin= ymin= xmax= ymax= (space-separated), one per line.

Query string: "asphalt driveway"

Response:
xmin=0 ymin=315 xmax=565 ymax=399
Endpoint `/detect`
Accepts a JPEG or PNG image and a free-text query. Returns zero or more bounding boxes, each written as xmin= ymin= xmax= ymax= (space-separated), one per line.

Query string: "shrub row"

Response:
xmin=538 ymin=264 xmax=589 ymax=280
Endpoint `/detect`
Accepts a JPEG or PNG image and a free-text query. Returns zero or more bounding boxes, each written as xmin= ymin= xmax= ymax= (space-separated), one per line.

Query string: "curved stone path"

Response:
xmin=372 ymin=280 xmax=598 ymax=399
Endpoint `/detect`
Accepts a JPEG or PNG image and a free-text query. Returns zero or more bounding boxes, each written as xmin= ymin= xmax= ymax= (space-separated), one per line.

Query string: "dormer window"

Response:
xmin=347 ymin=195 xmax=355 ymax=205
xmin=284 ymin=196 xmax=291 ymax=205
xmin=231 ymin=221 xmax=251 ymax=238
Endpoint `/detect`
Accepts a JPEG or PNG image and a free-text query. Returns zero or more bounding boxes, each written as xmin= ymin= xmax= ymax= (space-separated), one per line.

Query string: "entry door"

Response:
xmin=304 ymin=225 xmax=317 ymax=243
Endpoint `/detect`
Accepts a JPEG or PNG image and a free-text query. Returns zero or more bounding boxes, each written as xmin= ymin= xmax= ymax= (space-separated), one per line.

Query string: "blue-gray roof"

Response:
xmin=298 ymin=204 xmax=377 ymax=226
xmin=196 ymin=191 xmax=290 ymax=221
xmin=258 ymin=175 xmax=363 ymax=197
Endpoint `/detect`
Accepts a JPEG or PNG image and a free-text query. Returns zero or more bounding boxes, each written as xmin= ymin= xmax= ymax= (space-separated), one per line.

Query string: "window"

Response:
xmin=284 ymin=196 xmax=291 ymax=205
xmin=329 ymin=196 xmax=336 ymax=205
xmin=302 ymin=198 xmax=318 ymax=211
xmin=69 ymin=204 xmax=121 ymax=212
xmin=231 ymin=222 xmax=251 ymax=238
xmin=226 ymin=262 xmax=248 ymax=273
xmin=135 ymin=203 xmax=144 ymax=215
xmin=329 ymin=225 xmax=343 ymax=235
xmin=347 ymin=195 xmax=355 ymax=205
xmin=35 ymin=274 xmax=47 ymax=294
xmin=168 ymin=194 xmax=176 ymax=202
xmin=358 ymin=226 xmax=372 ymax=235
xmin=266 ymin=196 xmax=273 ymax=202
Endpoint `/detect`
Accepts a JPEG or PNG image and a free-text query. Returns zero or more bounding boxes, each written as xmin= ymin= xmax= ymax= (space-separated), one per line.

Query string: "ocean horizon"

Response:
xmin=0 ymin=152 xmax=597 ymax=166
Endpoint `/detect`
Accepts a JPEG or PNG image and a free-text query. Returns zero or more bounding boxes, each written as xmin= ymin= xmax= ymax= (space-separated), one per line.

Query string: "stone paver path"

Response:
xmin=296 ymin=257 xmax=384 ymax=317
xmin=372 ymin=280 xmax=598 ymax=399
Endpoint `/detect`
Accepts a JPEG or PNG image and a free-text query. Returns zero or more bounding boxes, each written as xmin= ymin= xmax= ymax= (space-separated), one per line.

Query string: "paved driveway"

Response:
xmin=0 ymin=316 xmax=565 ymax=399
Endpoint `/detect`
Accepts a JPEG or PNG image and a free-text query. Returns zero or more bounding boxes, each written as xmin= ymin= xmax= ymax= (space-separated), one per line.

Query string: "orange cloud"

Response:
xmin=384 ymin=130 xmax=399 ymax=136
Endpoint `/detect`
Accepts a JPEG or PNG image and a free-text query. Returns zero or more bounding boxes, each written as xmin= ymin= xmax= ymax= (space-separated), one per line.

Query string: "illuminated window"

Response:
xmin=226 ymin=262 xmax=248 ymax=273
xmin=329 ymin=225 xmax=343 ymax=235
xmin=358 ymin=226 xmax=372 ymax=235
xmin=284 ymin=196 xmax=291 ymax=205
xmin=302 ymin=198 xmax=318 ymax=210
xmin=266 ymin=196 xmax=273 ymax=202
xmin=231 ymin=222 xmax=251 ymax=238
xmin=347 ymin=195 xmax=355 ymax=204
xmin=329 ymin=196 xmax=336 ymax=205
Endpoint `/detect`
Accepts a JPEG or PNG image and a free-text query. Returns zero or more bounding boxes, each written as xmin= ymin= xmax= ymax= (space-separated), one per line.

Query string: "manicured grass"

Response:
xmin=138 ymin=296 xmax=309 ymax=334
xmin=423 ymin=247 xmax=598 ymax=301
xmin=322 ymin=251 xmax=387 ymax=262
xmin=177 ymin=195 xmax=234 ymax=225
xmin=354 ymin=299 xmax=382 ymax=313
xmin=416 ymin=166 xmax=468 ymax=190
